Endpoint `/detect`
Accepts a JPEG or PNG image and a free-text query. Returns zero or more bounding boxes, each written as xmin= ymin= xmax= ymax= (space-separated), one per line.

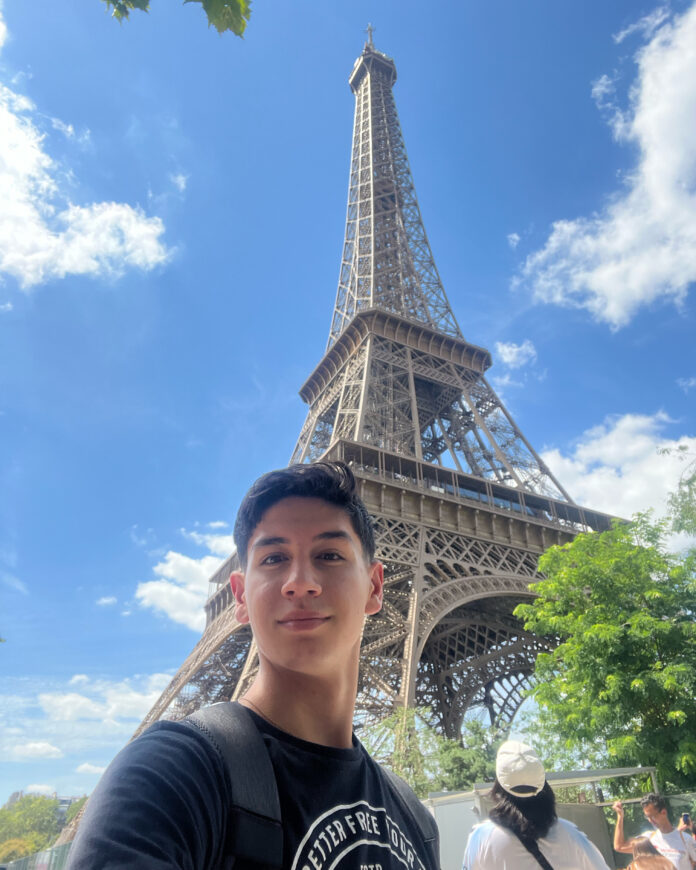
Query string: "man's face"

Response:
xmin=230 ymin=497 xmax=383 ymax=680
xmin=643 ymin=803 xmax=670 ymax=831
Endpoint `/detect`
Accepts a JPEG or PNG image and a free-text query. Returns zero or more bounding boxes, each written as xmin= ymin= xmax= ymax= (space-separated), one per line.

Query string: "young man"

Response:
xmin=613 ymin=794 xmax=696 ymax=870
xmin=67 ymin=461 xmax=440 ymax=870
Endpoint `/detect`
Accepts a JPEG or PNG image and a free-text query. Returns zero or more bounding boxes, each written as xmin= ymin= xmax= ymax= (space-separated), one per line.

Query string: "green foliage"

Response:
xmin=362 ymin=708 xmax=499 ymax=798
xmin=362 ymin=707 xmax=442 ymax=798
xmin=515 ymin=512 xmax=696 ymax=790
xmin=0 ymin=795 xmax=61 ymax=853
xmin=663 ymin=447 xmax=696 ymax=536
xmin=65 ymin=796 xmax=88 ymax=826
xmin=435 ymin=719 xmax=498 ymax=792
xmin=0 ymin=837 xmax=38 ymax=862
xmin=102 ymin=0 xmax=251 ymax=36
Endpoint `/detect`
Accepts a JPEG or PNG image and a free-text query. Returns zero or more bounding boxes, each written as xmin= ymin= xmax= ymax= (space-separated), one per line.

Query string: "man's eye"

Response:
xmin=260 ymin=553 xmax=286 ymax=565
xmin=318 ymin=552 xmax=344 ymax=561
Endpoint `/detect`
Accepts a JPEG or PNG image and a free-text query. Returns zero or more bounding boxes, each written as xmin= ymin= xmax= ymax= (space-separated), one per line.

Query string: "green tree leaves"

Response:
xmin=515 ymin=510 xmax=696 ymax=789
xmin=101 ymin=0 xmax=251 ymax=36
xmin=362 ymin=707 xmax=499 ymax=797
xmin=0 ymin=795 xmax=62 ymax=858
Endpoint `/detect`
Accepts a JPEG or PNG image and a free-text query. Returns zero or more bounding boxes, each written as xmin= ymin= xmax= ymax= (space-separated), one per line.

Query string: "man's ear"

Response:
xmin=364 ymin=561 xmax=384 ymax=616
xmin=229 ymin=571 xmax=249 ymax=624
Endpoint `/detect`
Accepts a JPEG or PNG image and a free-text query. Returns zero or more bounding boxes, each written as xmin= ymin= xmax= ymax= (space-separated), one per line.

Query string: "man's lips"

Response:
xmin=277 ymin=611 xmax=330 ymax=631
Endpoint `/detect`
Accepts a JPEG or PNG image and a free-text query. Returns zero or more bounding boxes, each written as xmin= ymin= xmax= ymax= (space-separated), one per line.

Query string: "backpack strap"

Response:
xmin=186 ymin=701 xmax=283 ymax=869
xmin=511 ymin=831 xmax=555 ymax=870
xmin=379 ymin=766 xmax=440 ymax=868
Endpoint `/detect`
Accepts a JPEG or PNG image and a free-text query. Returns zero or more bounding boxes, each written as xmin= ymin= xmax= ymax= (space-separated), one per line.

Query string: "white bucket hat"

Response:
xmin=496 ymin=740 xmax=546 ymax=797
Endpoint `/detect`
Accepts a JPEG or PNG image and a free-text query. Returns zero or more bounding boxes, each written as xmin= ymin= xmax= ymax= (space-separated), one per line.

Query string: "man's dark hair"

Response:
xmin=641 ymin=793 xmax=668 ymax=813
xmin=233 ymin=461 xmax=376 ymax=568
xmin=489 ymin=779 xmax=557 ymax=843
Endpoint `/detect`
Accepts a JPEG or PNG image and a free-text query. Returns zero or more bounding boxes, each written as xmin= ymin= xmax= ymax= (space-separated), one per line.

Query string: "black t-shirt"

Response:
xmin=67 ymin=712 xmax=438 ymax=870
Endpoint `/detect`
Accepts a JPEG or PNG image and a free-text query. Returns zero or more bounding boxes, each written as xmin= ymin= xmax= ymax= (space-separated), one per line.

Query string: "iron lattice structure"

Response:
xmin=135 ymin=40 xmax=613 ymax=742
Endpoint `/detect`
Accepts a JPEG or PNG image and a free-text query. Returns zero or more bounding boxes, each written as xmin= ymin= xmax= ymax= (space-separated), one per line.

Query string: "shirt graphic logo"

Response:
xmin=291 ymin=801 xmax=427 ymax=870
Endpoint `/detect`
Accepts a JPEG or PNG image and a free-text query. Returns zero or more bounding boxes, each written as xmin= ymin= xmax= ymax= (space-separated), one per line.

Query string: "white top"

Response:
xmin=462 ymin=818 xmax=611 ymax=870
xmin=640 ymin=828 xmax=696 ymax=870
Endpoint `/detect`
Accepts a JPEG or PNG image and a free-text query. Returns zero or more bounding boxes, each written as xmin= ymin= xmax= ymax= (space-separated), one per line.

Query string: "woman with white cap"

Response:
xmin=462 ymin=740 xmax=610 ymax=869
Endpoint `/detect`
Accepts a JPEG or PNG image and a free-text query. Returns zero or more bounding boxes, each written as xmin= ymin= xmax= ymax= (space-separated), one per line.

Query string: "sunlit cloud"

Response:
xmin=0 ymin=673 xmax=173 ymax=769
xmin=1 ymin=571 xmax=27 ymax=594
xmin=517 ymin=4 xmax=696 ymax=328
xmin=26 ymin=784 xmax=56 ymax=796
xmin=13 ymin=741 xmax=63 ymax=759
xmin=543 ymin=412 xmax=696 ymax=539
xmin=495 ymin=339 xmax=537 ymax=369
xmin=76 ymin=762 xmax=106 ymax=775
xmin=135 ymin=527 xmax=234 ymax=630
xmin=170 ymin=172 xmax=188 ymax=192
xmin=0 ymin=10 xmax=171 ymax=291
xmin=613 ymin=5 xmax=670 ymax=44
xmin=677 ymin=377 xmax=696 ymax=393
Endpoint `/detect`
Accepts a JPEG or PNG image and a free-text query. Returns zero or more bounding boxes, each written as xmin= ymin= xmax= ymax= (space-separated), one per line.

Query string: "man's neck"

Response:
xmin=240 ymin=668 xmax=358 ymax=748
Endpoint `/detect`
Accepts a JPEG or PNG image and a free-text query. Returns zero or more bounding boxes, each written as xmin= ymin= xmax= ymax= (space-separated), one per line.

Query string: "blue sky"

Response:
xmin=1 ymin=0 xmax=695 ymax=803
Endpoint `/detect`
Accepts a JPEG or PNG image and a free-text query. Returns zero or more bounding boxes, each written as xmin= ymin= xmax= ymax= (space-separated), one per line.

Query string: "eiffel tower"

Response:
xmin=135 ymin=35 xmax=612 ymax=742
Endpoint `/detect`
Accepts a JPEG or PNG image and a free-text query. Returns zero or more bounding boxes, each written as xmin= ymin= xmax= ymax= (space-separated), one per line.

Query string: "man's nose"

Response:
xmin=281 ymin=559 xmax=322 ymax=597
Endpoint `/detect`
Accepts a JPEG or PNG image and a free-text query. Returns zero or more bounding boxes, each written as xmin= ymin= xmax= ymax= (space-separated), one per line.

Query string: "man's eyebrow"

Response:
xmin=251 ymin=530 xmax=352 ymax=549
xmin=251 ymin=535 xmax=289 ymax=549
xmin=313 ymin=530 xmax=352 ymax=542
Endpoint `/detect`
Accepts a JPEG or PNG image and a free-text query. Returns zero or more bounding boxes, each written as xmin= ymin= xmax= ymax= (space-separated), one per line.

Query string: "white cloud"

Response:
xmin=136 ymin=551 xmax=221 ymax=631
xmin=677 ymin=377 xmax=696 ymax=393
xmin=0 ymin=673 xmax=173 ymax=769
xmin=38 ymin=673 xmax=171 ymax=723
xmin=0 ymin=301 xmax=12 ymax=312
xmin=39 ymin=692 xmax=105 ymax=721
xmin=13 ymin=741 xmax=63 ymax=759
xmin=181 ymin=528 xmax=235 ymax=557
xmin=613 ymin=5 xmax=670 ymax=44
xmin=135 ymin=527 xmax=234 ymax=630
xmin=76 ymin=762 xmax=105 ymax=775
xmin=26 ymin=784 xmax=56 ymax=796
xmin=170 ymin=172 xmax=188 ymax=192
xmin=495 ymin=339 xmax=537 ymax=369
xmin=208 ymin=520 xmax=228 ymax=529
xmin=96 ymin=595 xmax=117 ymax=606
xmin=542 ymin=412 xmax=696 ymax=529
xmin=1 ymin=571 xmax=27 ymax=594
xmin=507 ymin=232 xmax=520 ymax=249
xmin=591 ymin=73 xmax=617 ymax=112
xmin=518 ymin=5 xmax=696 ymax=328
xmin=0 ymin=14 xmax=171 ymax=290
xmin=50 ymin=117 xmax=74 ymax=139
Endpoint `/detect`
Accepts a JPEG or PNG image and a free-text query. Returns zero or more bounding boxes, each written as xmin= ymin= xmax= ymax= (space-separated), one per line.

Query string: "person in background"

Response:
xmin=613 ymin=795 xmax=696 ymax=870
xmin=628 ymin=837 xmax=675 ymax=870
xmin=677 ymin=813 xmax=696 ymax=842
xmin=462 ymin=740 xmax=610 ymax=869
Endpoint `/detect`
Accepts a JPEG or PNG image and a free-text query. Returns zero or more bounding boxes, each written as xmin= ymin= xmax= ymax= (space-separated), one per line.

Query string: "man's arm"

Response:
xmin=66 ymin=721 xmax=229 ymax=870
xmin=612 ymin=801 xmax=636 ymax=854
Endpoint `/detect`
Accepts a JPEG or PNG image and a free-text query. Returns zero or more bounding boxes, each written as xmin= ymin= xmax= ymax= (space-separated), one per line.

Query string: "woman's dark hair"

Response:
xmin=489 ymin=778 xmax=557 ymax=842
xmin=632 ymin=837 xmax=660 ymax=857
xmin=233 ymin=461 xmax=375 ymax=568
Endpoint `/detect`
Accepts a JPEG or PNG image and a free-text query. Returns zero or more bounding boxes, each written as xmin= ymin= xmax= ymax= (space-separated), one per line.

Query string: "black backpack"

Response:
xmin=186 ymin=701 xmax=440 ymax=869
